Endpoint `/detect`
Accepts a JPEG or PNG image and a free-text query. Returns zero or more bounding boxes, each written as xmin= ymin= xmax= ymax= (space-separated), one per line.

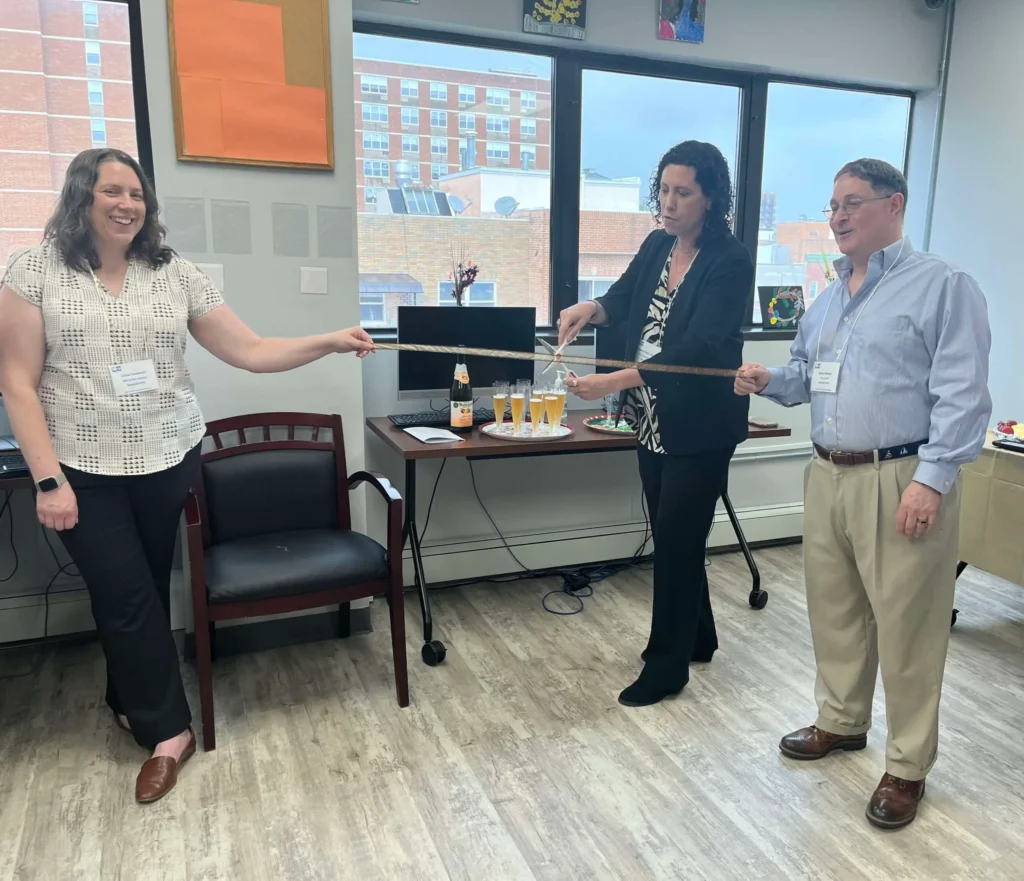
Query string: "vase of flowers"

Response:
xmin=448 ymin=245 xmax=479 ymax=306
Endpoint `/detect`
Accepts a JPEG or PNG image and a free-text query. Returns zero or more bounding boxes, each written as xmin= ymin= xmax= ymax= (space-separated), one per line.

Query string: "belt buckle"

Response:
xmin=828 ymin=449 xmax=840 ymax=464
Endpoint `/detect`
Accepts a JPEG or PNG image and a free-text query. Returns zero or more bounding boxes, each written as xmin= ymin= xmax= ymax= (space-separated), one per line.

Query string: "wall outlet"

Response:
xmin=300 ymin=266 xmax=329 ymax=295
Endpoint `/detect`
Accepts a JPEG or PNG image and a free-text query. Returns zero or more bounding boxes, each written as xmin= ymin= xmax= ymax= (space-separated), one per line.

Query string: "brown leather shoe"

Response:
xmin=779 ymin=725 xmax=868 ymax=760
xmin=135 ymin=728 xmax=196 ymax=805
xmin=866 ymin=773 xmax=925 ymax=829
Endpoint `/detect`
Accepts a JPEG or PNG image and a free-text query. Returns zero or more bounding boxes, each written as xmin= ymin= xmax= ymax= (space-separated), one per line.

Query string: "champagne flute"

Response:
xmin=510 ymin=381 xmax=528 ymax=436
xmin=492 ymin=382 xmax=509 ymax=433
xmin=529 ymin=387 xmax=545 ymax=436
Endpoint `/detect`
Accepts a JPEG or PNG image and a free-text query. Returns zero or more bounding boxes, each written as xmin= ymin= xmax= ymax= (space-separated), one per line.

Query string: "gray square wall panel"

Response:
xmin=272 ymin=203 xmax=310 ymax=257
xmin=210 ymin=200 xmax=252 ymax=255
xmin=162 ymin=197 xmax=207 ymax=254
xmin=317 ymin=206 xmax=354 ymax=259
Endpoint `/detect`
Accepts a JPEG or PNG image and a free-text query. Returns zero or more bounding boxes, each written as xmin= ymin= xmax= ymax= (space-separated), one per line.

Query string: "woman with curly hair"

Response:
xmin=557 ymin=141 xmax=753 ymax=707
xmin=0 ymin=149 xmax=374 ymax=802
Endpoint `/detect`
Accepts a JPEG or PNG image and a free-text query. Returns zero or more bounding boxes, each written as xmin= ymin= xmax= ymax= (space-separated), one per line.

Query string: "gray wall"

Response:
xmin=929 ymin=0 xmax=1021 ymax=420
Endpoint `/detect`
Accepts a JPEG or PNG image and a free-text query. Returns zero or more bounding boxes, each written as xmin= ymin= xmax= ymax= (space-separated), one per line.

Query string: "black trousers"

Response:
xmin=636 ymin=444 xmax=735 ymax=690
xmin=58 ymin=445 xmax=201 ymax=748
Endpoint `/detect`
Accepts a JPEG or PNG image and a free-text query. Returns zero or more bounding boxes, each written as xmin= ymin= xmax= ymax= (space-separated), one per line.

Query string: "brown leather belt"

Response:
xmin=813 ymin=440 xmax=925 ymax=466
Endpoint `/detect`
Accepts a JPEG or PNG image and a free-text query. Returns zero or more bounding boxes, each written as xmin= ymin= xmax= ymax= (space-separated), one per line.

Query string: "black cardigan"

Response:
xmin=593 ymin=229 xmax=753 ymax=456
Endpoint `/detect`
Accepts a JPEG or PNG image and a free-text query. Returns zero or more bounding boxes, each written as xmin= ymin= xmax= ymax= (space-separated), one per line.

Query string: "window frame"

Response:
xmin=362 ymin=131 xmax=388 ymax=152
xmin=429 ymin=81 xmax=447 ymax=102
xmin=400 ymin=78 xmax=419 ymax=99
xmin=87 ymin=79 xmax=105 ymax=106
xmin=360 ymin=74 xmax=388 ymax=96
xmin=84 ymin=40 xmax=102 ymax=67
xmin=363 ymin=159 xmax=390 ymax=181
xmin=353 ymin=20 xmax=914 ymax=335
xmin=430 ymin=109 xmax=448 ymax=129
xmin=362 ymin=103 xmax=388 ymax=124
xmin=438 ymin=280 xmax=497 ymax=307
xmin=83 ymin=2 xmax=100 ymax=27
xmin=400 ymin=106 xmax=419 ymax=127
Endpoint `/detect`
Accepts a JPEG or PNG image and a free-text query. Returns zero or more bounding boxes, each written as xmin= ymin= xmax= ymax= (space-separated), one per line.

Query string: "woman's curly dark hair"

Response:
xmin=648 ymin=140 xmax=734 ymax=247
xmin=43 ymin=148 xmax=174 ymax=271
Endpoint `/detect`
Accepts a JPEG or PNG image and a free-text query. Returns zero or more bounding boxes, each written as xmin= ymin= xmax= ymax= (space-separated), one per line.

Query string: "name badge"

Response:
xmin=635 ymin=339 xmax=662 ymax=363
xmin=811 ymin=361 xmax=840 ymax=394
xmin=110 ymin=359 xmax=159 ymax=396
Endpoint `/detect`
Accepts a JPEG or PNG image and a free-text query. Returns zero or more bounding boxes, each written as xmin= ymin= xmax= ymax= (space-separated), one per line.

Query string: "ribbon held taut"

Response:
xmin=371 ymin=342 xmax=737 ymax=379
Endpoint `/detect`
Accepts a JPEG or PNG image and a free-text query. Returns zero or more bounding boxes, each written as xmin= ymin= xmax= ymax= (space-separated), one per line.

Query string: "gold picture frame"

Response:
xmin=167 ymin=0 xmax=335 ymax=170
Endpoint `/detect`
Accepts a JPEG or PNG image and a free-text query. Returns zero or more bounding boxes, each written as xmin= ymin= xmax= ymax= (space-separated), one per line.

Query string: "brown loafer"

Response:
xmin=866 ymin=773 xmax=925 ymax=829
xmin=135 ymin=728 xmax=196 ymax=805
xmin=779 ymin=725 xmax=868 ymax=760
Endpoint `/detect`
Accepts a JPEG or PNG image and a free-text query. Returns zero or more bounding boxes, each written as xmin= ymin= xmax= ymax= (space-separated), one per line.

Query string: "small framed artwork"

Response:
xmin=658 ymin=0 xmax=706 ymax=45
xmin=758 ymin=286 xmax=806 ymax=330
xmin=523 ymin=0 xmax=586 ymax=41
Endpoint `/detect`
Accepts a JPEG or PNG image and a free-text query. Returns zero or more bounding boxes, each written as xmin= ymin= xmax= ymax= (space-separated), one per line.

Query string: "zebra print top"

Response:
xmin=627 ymin=252 xmax=680 ymax=454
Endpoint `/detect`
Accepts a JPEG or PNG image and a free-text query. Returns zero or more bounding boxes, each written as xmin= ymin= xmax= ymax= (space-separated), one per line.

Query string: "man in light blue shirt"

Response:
xmin=736 ymin=159 xmax=991 ymax=831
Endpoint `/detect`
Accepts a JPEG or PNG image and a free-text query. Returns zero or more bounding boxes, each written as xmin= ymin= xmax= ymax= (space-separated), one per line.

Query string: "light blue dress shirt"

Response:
xmin=761 ymin=237 xmax=992 ymax=495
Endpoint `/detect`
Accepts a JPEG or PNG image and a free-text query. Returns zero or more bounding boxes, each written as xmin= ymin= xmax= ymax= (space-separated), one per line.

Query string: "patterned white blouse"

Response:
xmin=1 ymin=243 xmax=224 ymax=476
xmin=626 ymin=253 xmax=681 ymax=454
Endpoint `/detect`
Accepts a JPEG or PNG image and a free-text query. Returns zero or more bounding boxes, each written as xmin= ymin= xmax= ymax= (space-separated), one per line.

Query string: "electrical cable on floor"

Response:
xmin=0 ymin=491 xmax=18 ymax=583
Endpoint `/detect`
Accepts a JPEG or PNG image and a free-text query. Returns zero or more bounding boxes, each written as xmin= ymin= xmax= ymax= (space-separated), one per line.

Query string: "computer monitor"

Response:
xmin=397 ymin=306 xmax=536 ymax=399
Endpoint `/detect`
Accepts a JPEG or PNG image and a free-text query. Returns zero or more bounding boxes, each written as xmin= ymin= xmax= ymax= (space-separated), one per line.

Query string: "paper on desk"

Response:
xmin=403 ymin=426 xmax=465 ymax=444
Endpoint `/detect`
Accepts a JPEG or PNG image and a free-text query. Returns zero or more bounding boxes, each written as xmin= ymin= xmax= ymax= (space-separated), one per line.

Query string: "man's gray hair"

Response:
xmin=835 ymin=158 xmax=908 ymax=206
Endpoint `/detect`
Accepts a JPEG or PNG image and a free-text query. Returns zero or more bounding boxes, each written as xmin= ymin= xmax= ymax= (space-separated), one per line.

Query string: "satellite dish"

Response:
xmin=494 ymin=196 xmax=519 ymax=217
xmin=448 ymin=195 xmax=466 ymax=215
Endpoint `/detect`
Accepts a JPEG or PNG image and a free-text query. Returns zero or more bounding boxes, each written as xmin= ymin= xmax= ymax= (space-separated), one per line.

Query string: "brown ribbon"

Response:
xmin=372 ymin=343 xmax=737 ymax=378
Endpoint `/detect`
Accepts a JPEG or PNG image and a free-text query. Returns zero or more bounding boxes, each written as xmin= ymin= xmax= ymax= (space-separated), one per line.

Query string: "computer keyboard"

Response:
xmin=0 ymin=452 xmax=28 ymax=475
xmin=389 ymin=409 xmax=496 ymax=429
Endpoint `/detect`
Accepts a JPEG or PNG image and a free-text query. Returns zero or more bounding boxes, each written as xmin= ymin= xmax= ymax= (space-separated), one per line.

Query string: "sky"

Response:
xmin=354 ymin=35 xmax=911 ymax=222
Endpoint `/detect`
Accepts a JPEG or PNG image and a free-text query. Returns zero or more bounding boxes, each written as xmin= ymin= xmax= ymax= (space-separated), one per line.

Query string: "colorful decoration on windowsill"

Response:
xmin=658 ymin=0 xmax=707 ymax=45
xmin=448 ymin=246 xmax=480 ymax=307
xmin=757 ymin=285 xmax=806 ymax=330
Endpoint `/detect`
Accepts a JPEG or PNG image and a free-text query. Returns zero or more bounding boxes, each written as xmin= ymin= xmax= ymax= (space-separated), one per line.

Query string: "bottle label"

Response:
xmin=451 ymin=400 xmax=472 ymax=428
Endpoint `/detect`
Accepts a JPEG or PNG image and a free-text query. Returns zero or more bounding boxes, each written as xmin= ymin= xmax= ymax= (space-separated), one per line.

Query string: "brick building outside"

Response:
xmin=1 ymin=0 xmax=137 ymax=266
xmin=353 ymin=57 xmax=551 ymax=213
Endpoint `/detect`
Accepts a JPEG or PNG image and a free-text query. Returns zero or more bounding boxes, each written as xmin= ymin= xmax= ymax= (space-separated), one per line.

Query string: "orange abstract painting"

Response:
xmin=168 ymin=0 xmax=334 ymax=169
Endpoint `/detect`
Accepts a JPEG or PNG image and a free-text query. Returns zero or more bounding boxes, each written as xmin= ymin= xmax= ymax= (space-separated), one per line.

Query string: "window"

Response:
xmin=520 ymin=118 xmax=536 ymax=138
xmin=362 ymin=104 xmax=388 ymax=124
xmin=362 ymin=132 xmax=388 ymax=151
xmin=400 ymin=79 xmax=418 ymax=99
xmin=486 ymin=88 xmax=510 ymax=109
xmin=754 ymin=83 xmax=912 ymax=319
xmin=360 ymin=292 xmax=386 ymax=325
xmin=85 ymin=40 xmax=102 ymax=67
xmin=364 ymin=188 xmax=379 ymax=206
xmin=579 ymin=69 xmax=740 ymax=323
xmin=0 ymin=2 xmax=137 ymax=258
xmin=486 ymin=142 xmax=510 ymax=162
xmin=363 ymin=159 xmax=390 ymax=180
xmin=520 ymin=147 xmax=536 ymax=169
xmin=360 ymin=74 xmax=388 ymax=96
xmin=486 ymin=115 xmax=510 ymax=135
xmin=578 ymin=279 xmax=615 ymax=301
xmin=353 ymin=33 xmax=552 ymax=327
xmin=439 ymin=281 xmax=496 ymax=306
xmin=521 ymin=90 xmax=537 ymax=111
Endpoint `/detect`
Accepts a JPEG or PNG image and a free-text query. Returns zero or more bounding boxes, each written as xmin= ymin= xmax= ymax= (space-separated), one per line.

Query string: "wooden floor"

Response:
xmin=2 ymin=546 xmax=1023 ymax=881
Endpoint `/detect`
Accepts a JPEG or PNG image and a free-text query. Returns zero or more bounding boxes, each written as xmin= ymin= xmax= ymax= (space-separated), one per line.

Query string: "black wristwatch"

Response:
xmin=36 ymin=473 xmax=67 ymax=493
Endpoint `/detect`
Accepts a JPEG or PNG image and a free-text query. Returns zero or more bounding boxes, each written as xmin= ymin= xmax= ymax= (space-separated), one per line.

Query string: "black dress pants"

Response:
xmin=58 ymin=445 xmax=201 ymax=748
xmin=636 ymin=443 xmax=735 ymax=691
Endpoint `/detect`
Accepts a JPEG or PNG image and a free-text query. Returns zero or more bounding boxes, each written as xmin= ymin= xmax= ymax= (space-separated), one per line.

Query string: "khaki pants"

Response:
xmin=803 ymin=453 xmax=960 ymax=781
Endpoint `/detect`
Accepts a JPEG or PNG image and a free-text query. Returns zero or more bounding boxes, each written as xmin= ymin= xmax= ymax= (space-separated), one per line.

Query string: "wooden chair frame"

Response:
xmin=184 ymin=412 xmax=408 ymax=751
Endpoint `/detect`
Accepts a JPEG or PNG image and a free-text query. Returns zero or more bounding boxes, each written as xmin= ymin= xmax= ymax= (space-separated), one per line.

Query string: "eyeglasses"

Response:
xmin=822 ymin=195 xmax=890 ymax=220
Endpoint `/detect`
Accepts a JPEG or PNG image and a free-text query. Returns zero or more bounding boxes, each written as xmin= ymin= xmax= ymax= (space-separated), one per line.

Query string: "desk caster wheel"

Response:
xmin=749 ymin=589 xmax=768 ymax=610
xmin=950 ymin=609 xmax=958 ymax=628
xmin=421 ymin=640 xmax=447 ymax=666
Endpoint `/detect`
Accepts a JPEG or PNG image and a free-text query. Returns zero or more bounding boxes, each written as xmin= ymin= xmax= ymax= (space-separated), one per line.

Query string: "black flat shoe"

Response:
xmin=617 ymin=679 xmax=684 ymax=707
xmin=640 ymin=649 xmax=716 ymax=663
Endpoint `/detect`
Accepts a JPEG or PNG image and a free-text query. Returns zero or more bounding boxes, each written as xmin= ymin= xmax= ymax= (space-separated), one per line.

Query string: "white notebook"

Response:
xmin=403 ymin=426 xmax=465 ymax=444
